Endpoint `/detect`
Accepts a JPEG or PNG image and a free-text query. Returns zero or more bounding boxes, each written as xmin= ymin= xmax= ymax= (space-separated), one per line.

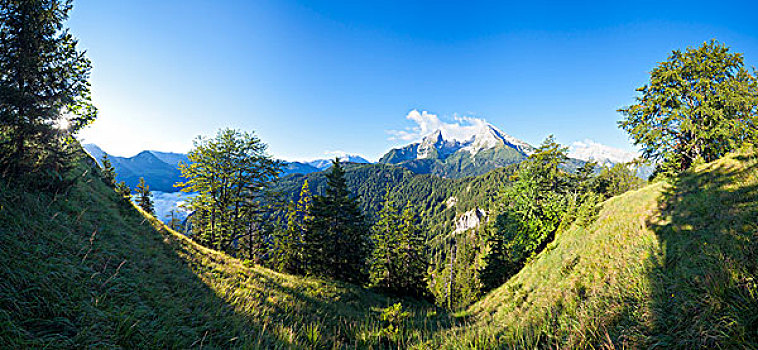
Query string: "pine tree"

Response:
xmin=273 ymin=180 xmax=312 ymax=274
xmin=101 ymin=154 xmax=116 ymax=186
xmin=115 ymin=181 xmax=130 ymax=200
xmin=0 ymin=0 xmax=97 ymax=179
xmin=304 ymin=158 xmax=370 ymax=284
xmin=369 ymin=193 xmax=402 ymax=290
xmin=135 ymin=177 xmax=154 ymax=215
xmin=395 ymin=204 xmax=427 ymax=296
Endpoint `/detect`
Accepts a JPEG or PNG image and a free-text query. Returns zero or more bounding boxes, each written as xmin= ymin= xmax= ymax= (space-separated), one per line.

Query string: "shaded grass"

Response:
xmin=0 ymin=161 xmax=455 ymax=349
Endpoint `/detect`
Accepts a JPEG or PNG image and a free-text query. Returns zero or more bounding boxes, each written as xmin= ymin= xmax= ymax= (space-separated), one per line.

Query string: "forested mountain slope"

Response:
xmin=430 ymin=149 xmax=758 ymax=348
xmin=274 ymin=163 xmax=517 ymax=241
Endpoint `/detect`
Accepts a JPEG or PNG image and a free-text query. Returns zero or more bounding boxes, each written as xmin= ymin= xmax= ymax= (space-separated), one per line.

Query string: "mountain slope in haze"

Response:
xmin=430 ymin=148 xmax=758 ymax=348
xmin=0 ymin=152 xmax=453 ymax=349
xmin=380 ymin=125 xmax=533 ymax=178
xmin=83 ymin=144 xmax=186 ymax=192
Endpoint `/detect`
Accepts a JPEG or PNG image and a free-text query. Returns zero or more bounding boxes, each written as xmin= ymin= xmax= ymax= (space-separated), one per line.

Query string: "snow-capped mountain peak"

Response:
xmin=417 ymin=129 xmax=461 ymax=159
xmin=568 ymin=139 xmax=639 ymax=165
xmin=462 ymin=124 xmax=534 ymax=156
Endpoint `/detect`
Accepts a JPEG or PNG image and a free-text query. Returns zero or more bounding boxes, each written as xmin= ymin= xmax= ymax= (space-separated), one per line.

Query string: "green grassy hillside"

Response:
xmin=430 ymin=149 xmax=758 ymax=348
xmin=2 ymin=149 xmax=756 ymax=349
xmin=0 ymin=161 xmax=454 ymax=349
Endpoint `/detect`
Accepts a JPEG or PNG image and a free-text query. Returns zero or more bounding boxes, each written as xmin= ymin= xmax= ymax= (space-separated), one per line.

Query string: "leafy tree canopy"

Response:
xmin=618 ymin=40 xmax=758 ymax=173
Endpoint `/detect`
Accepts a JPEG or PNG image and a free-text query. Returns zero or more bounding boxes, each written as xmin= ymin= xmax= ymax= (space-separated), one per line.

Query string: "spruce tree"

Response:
xmin=304 ymin=158 xmax=369 ymax=284
xmin=273 ymin=180 xmax=312 ymax=274
xmin=395 ymin=204 xmax=427 ymax=296
xmin=100 ymin=154 xmax=116 ymax=186
xmin=115 ymin=181 xmax=131 ymax=200
xmin=135 ymin=177 xmax=154 ymax=215
xmin=369 ymin=193 xmax=402 ymax=290
xmin=0 ymin=0 xmax=97 ymax=178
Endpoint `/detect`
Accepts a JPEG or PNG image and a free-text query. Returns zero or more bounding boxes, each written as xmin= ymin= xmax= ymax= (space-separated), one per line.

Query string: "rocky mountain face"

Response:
xmin=380 ymin=124 xmax=533 ymax=178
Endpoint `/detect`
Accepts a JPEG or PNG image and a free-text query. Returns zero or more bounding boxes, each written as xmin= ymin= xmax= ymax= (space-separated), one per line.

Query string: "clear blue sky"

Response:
xmin=70 ymin=0 xmax=758 ymax=161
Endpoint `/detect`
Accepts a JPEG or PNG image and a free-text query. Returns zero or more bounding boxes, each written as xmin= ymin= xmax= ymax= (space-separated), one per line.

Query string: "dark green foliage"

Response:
xmin=115 ymin=181 xmax=131 ymax=200
xmin=100 ymin=154 xmax=116 ymax=186
xmin=618 ymin=40 xmax=758 ymax=174
xmin=0 ymin=0 xmax=97 ymax=180
xmin=271 ymin=180 xmax=312 ymax=274
xmin=369 ymin=195 xmax=428 ymax=297
xmin=427 ymin=230 xmax=485 ymax=309
xmin=273 ymin=163 xmax=517 ymax=245
xmin=303 ymin=159 xmax=370 ymax=284
xmin=177 ymin=128 xmax=281 ymax=256
xmin=477 ymin=137 xmax=607 ymax=296
xmin=135 ymin=177 xmax=154 ymax=215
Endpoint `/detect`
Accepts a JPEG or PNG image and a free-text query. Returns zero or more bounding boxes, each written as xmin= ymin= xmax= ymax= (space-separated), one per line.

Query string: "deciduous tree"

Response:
xmin=618 ymin=40 xmax=758 ymax=173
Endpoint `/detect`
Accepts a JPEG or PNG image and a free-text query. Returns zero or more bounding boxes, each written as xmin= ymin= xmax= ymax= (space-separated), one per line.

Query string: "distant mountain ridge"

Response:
xmin=308 ymin=154 xmax=371 ymax=170
xmin=83 ymin=144 xmax=371 ymax=191
xmin=83 ymin=144 xmax=188 ymax=192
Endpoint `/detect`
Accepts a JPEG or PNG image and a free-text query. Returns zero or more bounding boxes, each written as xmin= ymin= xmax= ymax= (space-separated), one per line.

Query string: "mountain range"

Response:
xmin=83 ymin=144 xmax=371 ymax=192
xmin=83 ymin=144 xmax=189 ymax=192
xmin=85 ymin=123 xmax=640 ymax=194
xmin=380 ymin=124 xmax=536 ymax=178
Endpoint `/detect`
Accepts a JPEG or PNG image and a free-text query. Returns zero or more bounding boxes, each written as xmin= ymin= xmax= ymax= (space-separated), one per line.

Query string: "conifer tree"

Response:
xmin=395 ymin=204 xmax=427 ymax=296
xmin=304 ymin=158 xmax=369 ymax=283
xmin=100 ymin=154 xmax=116 ymax=186
xmin=273 ymin=180 xmax=312 ymax=274
xmin=135 ymin=177 xmax=154 ymax=215
xmin=115 ymin=181 xmax=131 ymax=200
xmin=0 ymin=0 xmax=97 ymax=178
xmin=369 ymin=193 xmax=402 ymax=290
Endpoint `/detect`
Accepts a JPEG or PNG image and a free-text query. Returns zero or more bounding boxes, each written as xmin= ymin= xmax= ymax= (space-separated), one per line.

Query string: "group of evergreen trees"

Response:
xmin=269 ymin=160 xmax=427 ymax=293
xmin=0 ymin=0 xmax=97 ymax=185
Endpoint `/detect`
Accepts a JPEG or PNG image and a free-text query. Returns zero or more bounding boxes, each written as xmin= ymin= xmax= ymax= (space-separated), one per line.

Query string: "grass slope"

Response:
xmin=2 ymin=149 xmax=756 ymax=349
xmin=0 ymin=161 xmax=453 ymax=349
xmin=431 ymin=149 xmax=758 ymax=348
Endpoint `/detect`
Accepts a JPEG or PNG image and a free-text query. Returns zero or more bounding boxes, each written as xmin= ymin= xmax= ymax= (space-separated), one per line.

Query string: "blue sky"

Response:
xmin=70 ymin=0 xmax=758 ymax=161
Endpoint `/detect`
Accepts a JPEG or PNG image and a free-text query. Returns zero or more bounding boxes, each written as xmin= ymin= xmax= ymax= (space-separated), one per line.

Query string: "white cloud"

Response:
xmin=388 ymin=110 xmax=491 ymax=143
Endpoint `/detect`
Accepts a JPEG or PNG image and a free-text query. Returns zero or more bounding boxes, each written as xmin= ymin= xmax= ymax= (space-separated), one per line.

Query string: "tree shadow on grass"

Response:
xmin=646 ymin=154 xmax=758 ymax=348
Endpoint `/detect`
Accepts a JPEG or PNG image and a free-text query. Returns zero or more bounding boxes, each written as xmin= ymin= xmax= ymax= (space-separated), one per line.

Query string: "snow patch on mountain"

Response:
xmin=417 ymin=130 xmax=462 ymax=159
xmin=308 ymin=151 xmax=371 ymax=170
xmin=568 ymin=139 xmax=639 ymax=165
xmin=461 ymin=124 xmax=535 ymax=156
